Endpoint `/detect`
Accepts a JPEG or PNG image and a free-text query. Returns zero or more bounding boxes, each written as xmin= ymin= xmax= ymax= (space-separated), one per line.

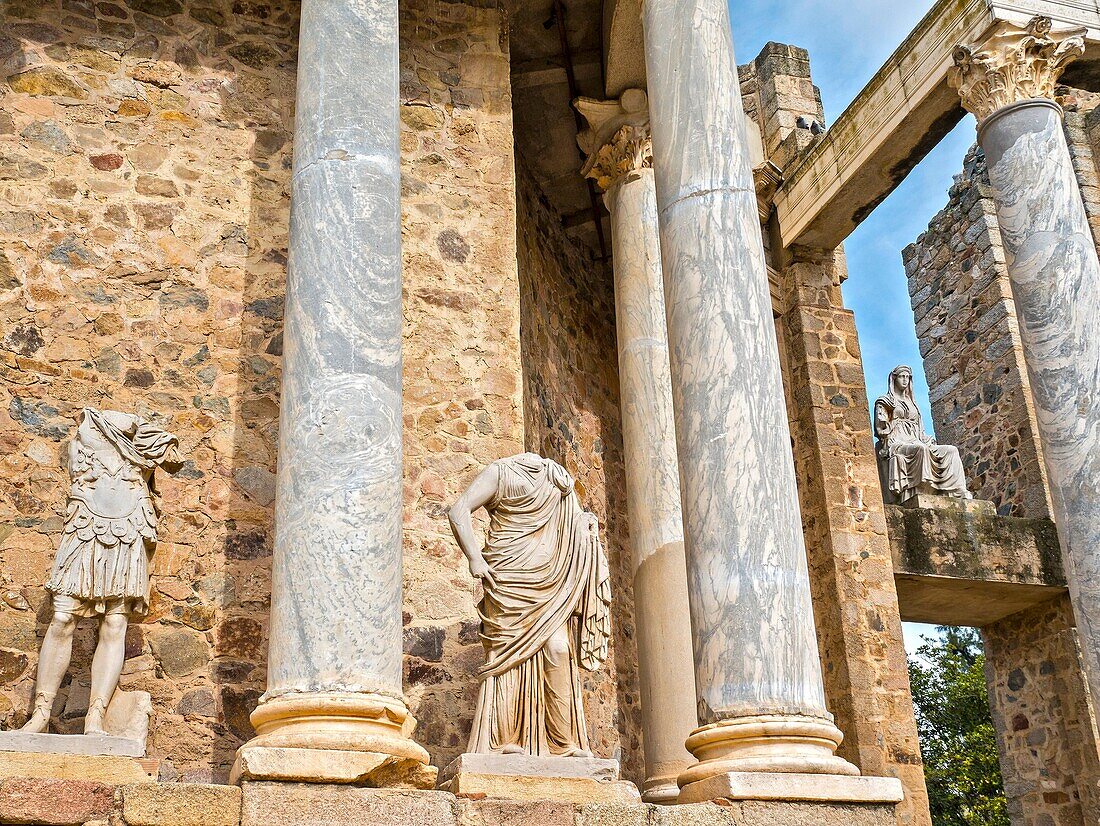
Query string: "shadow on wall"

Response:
xmin=0 ymin=0 xmax=297 ymax=782
xmin=514 ymin=155 xmax=643 ymax=784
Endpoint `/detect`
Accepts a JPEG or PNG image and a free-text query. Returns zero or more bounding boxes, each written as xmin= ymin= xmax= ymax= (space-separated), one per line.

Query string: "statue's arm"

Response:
xmin=873 ymin=401 xmax=891 ymax=441
xmin=448 ymin=463 xmax=500 ymax=589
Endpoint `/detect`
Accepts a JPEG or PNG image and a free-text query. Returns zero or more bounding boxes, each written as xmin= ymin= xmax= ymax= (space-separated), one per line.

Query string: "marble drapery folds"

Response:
xmin=873 ymin=366 xmax=970 ymax=503
xmin=460 ymin=454 xmax=611 ymax=757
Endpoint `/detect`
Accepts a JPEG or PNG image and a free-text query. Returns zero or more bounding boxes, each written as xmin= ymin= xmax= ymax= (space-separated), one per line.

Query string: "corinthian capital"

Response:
xmin=949 ymin=16 xmax=1086 ymax=121
xmin=574 ymin=90 xmax=652 ymax=192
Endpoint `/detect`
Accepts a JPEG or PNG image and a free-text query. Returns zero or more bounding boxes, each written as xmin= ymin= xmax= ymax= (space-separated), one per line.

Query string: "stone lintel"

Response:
xmin=888 ymin=503 xmax=1066 ymax=625
xmin=0 ymin=730 xmax=145 ymax=758
xmin=676 ymin=771 xmax=904 ymax=805
xmin=774 ymin=0 xmax=1100 ymax=251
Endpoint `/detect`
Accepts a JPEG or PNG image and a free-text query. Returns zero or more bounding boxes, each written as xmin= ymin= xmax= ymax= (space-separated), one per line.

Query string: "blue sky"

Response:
xmin=728 ymin=0 xmax=979 ymax=651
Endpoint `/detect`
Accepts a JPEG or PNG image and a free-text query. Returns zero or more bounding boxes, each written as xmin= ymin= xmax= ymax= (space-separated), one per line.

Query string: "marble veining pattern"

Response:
xmin=266 ymin=0 xmax=405 ymax=699
xmin=982 ymin=103 xmax=1100 ymax=705
xmin=642 ymin=0 xmax=829 ymax=722
xmin=606 ymin=167 xmax=697 ymax=789
xmin=607 ymin=168 xmax=685 ymax=570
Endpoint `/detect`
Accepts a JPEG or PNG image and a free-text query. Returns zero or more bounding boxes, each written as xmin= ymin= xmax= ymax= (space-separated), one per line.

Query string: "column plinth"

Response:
xmin=639 ymin=0 xmax=902 ymax=806
xmin=575 ymin=95 xmax=698 ymax=804
xmin=951 ymin=17 xmax=1100 ymax=738
xmin=231 ymin=0 xmax=433 ymax=787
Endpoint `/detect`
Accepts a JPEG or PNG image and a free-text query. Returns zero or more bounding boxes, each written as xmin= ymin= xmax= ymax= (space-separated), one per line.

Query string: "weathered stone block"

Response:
xmin=0 ymin=750 xmax=154 ymax=784
xmin=458 ymin=798 xmax=573 ymax=826
xmin=573 ymin=802 xmax=650 ymax=826
xmin=0 ymin=777 xmax=115 ymax=825
xmin=121 ymin=783 xmax=241 ymax=826
xmin=239 ymin=783 xmax=456 ymax=826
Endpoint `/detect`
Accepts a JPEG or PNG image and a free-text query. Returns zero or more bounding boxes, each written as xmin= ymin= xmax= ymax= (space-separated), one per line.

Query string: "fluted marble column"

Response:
xmin=576 ymin=92 xmax=697 ymax=804
xmin=233 ymin=0 xmax=432 ymax=784
xmin=951 ymin=17 xmax=1100 ymax=718
xmin=639 ymin=0 xmax=871 ymax=803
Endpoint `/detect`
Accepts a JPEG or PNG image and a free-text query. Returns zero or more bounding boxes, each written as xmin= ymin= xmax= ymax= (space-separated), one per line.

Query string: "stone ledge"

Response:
xmin=677 ymin=771 xmax=904 ymax=805
xmin=0 ymin=750 xmax=155 ymax=784
xmin=0 ymin=730 xmax=145 ymax=758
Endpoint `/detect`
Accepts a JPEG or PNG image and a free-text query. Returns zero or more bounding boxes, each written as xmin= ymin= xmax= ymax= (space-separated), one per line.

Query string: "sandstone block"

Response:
xmin=458 ymin=798 xmax=573 ymax=826
xmin=0 ymin=750 xmax=154 ymax=784
xmin=0 ymin=777 xmax=115 ymax=825
xmin=573 ymin=802 xmax=650 ymax=826
xmin=121 ymin=783 xmax=241 ymax=826
xmin=239 ymin=783 xmax=456 ymax=826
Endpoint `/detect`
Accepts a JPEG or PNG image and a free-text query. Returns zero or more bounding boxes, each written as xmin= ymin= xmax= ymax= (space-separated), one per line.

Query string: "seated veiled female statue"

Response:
xmin=874 ymin=366 xmax=971 ymax=504
xmin=448 ymin=453 xmax=611 ymax=757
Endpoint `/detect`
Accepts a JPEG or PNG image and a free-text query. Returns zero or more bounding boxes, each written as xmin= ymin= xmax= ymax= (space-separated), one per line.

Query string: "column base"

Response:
xmin=641 ymin=777 xmax=681 ymax=804
xmin=677 ymin=771 xmax=904 ymax=804
xmin=677 ymin=714 xmax=860 ymax=788
xmin=231 ymin=692 xmax=436 ymax=788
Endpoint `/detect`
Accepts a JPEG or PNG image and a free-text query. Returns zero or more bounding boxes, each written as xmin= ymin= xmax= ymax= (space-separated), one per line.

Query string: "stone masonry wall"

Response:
xmin=397 ymin=0 xmax=526 ymax=773
xmin=901 ymin=147 xmax=1050 ymax=519
xmin=0 ymin=0 xmax=298 ymax=781
xmin=515 ymin=156 xmax=641 ymax=782
xmin=983 ymin=595 xmax=1100 ymax=824
xmin=0 ymin=0 xmax=527 ymax=782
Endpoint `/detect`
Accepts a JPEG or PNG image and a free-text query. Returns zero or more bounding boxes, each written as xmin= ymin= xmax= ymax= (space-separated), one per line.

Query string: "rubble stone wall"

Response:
xmin=901 ymin=148 xmax=1050 ymax=519
xmin=0 ymin=0 xmax=298 ymax=782
xmin=0 ymin=0 xmax=529 ymax=782
xmin=515 ymin=156 xmax=641 ymax=781
xmin=982 ymin=595 xmax=1100 ymax=824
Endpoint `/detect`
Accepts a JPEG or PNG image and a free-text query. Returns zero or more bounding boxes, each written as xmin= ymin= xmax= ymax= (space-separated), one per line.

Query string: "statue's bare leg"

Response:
xmin=21 ymin=610 xmax=77 ymax=733
xmin=85 ymin=612 xmax=127 ymax=735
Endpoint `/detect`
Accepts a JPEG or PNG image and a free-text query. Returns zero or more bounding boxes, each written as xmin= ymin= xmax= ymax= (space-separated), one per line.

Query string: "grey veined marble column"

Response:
xmin=576 ymin=93 xmax=698 ymax=804
xmin=952 ymin=17 xmax=1100 ymax=718
xmin=640 ymin=0 xmax=877 ymax=804
xmin=233 ymin=0 xmax=432 ymax=784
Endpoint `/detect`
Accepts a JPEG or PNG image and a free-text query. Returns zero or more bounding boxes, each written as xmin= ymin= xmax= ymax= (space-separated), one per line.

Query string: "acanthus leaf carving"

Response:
xmin=949 ymin=16 xmax=1086 ymax=121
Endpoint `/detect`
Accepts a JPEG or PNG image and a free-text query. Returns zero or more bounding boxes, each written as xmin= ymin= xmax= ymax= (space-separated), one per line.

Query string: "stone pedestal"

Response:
xmin=0 ymin=749 xmax=155 ymax=784
xmin=641 ymin=0 xmax=867 ymax=795
xmin=437 ymin=753 xmax=640 ymax=804
xmin=678 ymin=771 xmax=904 ymax=805
xmin=232 ymin=0 xmax=431 ymax=785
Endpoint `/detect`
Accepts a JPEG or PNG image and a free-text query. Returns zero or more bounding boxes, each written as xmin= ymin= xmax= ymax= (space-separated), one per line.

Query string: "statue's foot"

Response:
xmin=84 ymin=700 xmax=108 ymax=736
xmin=20 ymin=708 xmax=50 ymax=734
xmin=501 ymin=744 xmax=525 ymax=755
xmin=562 ymin=747 xmax=593 ymax=758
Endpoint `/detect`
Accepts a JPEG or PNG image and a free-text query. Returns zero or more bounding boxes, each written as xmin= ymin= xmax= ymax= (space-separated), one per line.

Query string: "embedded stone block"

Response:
xmin=121 ymin=783 xmax=241 ymax=826
xmin=239 ymin=783 xmax=456 ymax=826
xmin=0 ymin=750 xmax=154 ymax=784
xmin=0 ymin=777 xmax=115 ymax=825
xmin=652 ymin=799 xmax=896 ymax=826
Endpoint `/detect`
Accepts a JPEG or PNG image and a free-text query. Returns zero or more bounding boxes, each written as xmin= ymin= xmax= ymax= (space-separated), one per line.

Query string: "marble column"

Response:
xmin=232 ymin=0 xmax=432 ymax=784
xmin=640 ymin=0 xmax=884 ymax=803
xmin=576 ymin=92 xmax=698 ymax=804
xmin=951 ymin=16 xmax=1100 ymax=721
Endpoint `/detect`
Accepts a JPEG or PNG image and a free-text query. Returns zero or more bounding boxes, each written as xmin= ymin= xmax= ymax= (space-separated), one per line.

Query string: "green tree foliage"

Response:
xmin=908 ymin=626 xmax=1009 ymax=826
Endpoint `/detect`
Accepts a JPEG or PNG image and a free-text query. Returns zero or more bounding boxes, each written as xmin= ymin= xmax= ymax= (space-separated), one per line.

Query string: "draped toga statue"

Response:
xmin=22 ymin=408 xmax=181 ymax=736
xmin=874 ymin=366 xmax=971 ymax=504
xmin=448 ymin=453 xmax=611 ymax=757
